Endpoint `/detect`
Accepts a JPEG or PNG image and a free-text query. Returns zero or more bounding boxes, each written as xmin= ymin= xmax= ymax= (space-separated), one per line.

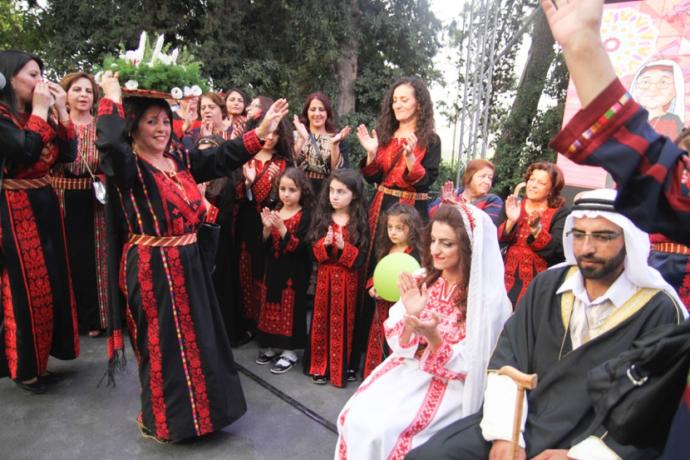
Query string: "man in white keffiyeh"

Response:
xmin=408 ymin=188 xmax=685 ymax=460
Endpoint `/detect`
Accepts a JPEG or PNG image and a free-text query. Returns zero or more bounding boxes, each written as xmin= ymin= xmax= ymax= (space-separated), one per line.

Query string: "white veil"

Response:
xmin=454 ymin=202 xmax=513 ymax=416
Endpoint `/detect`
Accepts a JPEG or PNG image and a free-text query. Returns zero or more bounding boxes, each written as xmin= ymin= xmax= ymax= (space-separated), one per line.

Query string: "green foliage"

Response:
xmin=95 ymin=48 xmax=209 ymax=93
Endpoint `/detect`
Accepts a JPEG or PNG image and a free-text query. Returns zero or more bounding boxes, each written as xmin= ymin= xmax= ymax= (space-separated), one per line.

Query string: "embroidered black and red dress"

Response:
xmin=0 ymin=104 xmax=80 ymax=382
xmin=95 ymin=98 xmax=258 ymax=442
xmin=498 ymin=201 xmax=568 ymax=306
xmin=51 ymin=120 xmax=110 ymax=333
xmin=306 ymin=223 xmax=365 ymax=387
xmin=360 ymin=136 xmax=440 ymax=239
xmin=256 ymin=209 xmax=311 ymax=350
xmin=235 ymin=156 xmax=287 ymax=331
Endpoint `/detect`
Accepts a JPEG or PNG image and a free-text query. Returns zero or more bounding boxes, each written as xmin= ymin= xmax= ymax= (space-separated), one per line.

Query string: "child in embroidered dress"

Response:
xmin=361 ymin=203 xmax=423 ymax=378
xmin=304 ymin=169 xmax=369 ymax=387
xmin=255 ymin=167 xmax=313 ymax=373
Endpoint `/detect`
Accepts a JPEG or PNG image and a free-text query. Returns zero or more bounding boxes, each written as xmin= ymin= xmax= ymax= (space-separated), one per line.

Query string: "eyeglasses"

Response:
xmin=566 ymin=230 xmax=623 ymax=244
xmin=636 ymin=79 xmax=673 ymax=90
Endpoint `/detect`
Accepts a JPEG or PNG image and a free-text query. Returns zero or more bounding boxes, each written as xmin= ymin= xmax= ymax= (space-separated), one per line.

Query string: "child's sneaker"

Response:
xmin=255 ymin=351 xmax=277 ymax=365
xmin=270 ymin=356 xmax=297 ymax=374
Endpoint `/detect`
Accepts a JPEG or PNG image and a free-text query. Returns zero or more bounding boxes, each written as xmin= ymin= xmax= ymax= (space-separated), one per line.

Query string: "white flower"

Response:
xmin=183 ymin=86 xmax=193 ymax=97
xmin=124 ymin=80 xmax=139 ymax=90
xmin=94 ymin=71 xmax=103 ymax=84
xmin=171 ymin=87 xmax=183 ymax=100
xmin=190 ymin=85 xmax=203 ymax=97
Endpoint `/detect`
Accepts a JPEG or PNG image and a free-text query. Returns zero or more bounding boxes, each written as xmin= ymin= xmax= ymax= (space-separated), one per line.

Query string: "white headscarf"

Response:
xmin=556 ymin=188 xmax=685 ymax=313
xmin=453 ymin=202 xmax=513 ymax=416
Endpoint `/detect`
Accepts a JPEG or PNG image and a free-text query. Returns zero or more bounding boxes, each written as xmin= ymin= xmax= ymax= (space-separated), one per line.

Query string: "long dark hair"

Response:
xmin=374 ymin=203 xmax=424 ymax=262
xmin=0 ymin=50 xmax=44 ymax=117
xmin=275 ymin=167 xmax=314 ymax=210
xmin=308 ymin=168 xmax=368 ymax=248
xmin=375 ymin=76 xmax=436 ymax=149
xmin=522 ymin=161 xmax=565 ymax=208
xmin=224 ymin=88 xmax=247 ymax=116
xmin=299 ymin=91 xmax=337 ymax=133
xmin=123 ymin=97 xmax=174 ymax=152
xmin=420 ymin=204 xmax=472 ymax=314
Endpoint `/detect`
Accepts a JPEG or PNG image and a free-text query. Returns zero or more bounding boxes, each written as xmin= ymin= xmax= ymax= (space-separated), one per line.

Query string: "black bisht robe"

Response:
xmin=407 ymin=266 xmax=684 ymax=460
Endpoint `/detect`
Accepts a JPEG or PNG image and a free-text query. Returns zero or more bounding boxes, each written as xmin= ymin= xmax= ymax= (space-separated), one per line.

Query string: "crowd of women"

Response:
xmin=6 ymin=22 xmax=687 ymax=452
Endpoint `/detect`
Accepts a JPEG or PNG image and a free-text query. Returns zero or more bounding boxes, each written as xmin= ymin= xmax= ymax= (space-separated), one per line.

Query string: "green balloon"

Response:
xmin=373 ymin=253 xmax=421 ymax=302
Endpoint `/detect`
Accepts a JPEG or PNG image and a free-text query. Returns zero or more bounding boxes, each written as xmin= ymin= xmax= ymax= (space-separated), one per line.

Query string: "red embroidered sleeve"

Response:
xmin=56 ymin=120 xmax=76 ymax=141
xmin=551 ymin=79 xmax=637 ymax=165
xmin=253 ymin=160 xmax=284 ymax=204
xmin=242 ymin=129 xmax=263 ymax=154
xmin=497 ymin=220 xmax=517 ymax=244
xmin=204 ymin=204 xmax=219 ymax=223
xmin=361 ymin=154 xmax=382 ymax=178
xmin=24 ymin=115 xmax=54 ymax=144
xmin=366 ymin=277 xmax=374 ymax=289
xmin=338 ymin=241 xmax=359 ymax=268
xmin=313 ymin=238 xmax=330 ymax=263
xmin=529 ymin=226 xmax=552 ymax=251
xmin=97 ymin=98 xmax=125 ymax=118
xmin=421 ymin=341 xmax=467 ymax=381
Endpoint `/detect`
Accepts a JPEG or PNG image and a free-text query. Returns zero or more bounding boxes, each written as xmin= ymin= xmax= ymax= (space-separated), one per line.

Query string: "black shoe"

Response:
xmin=38 ymin=371 xmax=63 ymax=385
xmin=14 ymin=379 xmax=47 ymax=394
xmin=312 ymin=374 xmax=328 ymax=385
xmin=346 ymin=370 xmax=357 ymax=382
xmin=255 ymin=351 xmax=277 ymax=365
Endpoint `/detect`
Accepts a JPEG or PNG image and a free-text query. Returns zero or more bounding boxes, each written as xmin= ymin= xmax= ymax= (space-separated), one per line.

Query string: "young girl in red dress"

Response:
xmin=255 ymin=167 xmax=313 ymax=374
xmin=235 ymin=113 xmax=293 ymax=336
xmin=305 ymin=169 xmax=368 ymax=387
xmin=361 ymin=203 xmax=423 ymax=378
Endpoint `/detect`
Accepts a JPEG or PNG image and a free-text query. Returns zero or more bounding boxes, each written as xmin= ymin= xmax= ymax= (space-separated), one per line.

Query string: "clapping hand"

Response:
xmin=266 ymin=163 xmax=280 ymax=182
xmin=293 ymin=115 xmax=309 ymax=140
xmin=505 ymin=182 xmax=525 ymax=223
xmin=334 ymin=228 xmax=345 ymax=250
xmin=402 ymin=132 xmax=418 ymax=159
xmin=270 ymin=211 xmax=287 ymax=236
xmin=243 ymin=160 xmax=257 ymax=186
xmin=332 ymin=126 xmax=351 ymax=145
xmin=398 ymin=272 xmax=427 ymax=317
xmin=324 ymin=225 xmax=334 ymax=246
xmin=440 ymin=181 xmax=456 ymax=203
xmin=260 ymin=207 xmax=273 ymax=228
xmin=403 ymin=312 xmax=441 ymax=345
xmin=356 ymin=124 xmax=379 ymax=161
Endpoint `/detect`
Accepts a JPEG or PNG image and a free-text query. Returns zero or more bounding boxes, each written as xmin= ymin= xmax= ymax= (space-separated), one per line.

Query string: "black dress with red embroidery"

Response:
xmin=234 ymin=156 xmax=288 ymax=333
xmin=305 ymin=223 xmax=366 ymax=388
xmin=95 ymin=98 xmax=264 ymax=442
xmin=0 ymin=104 xmax=79 ymax=382
xmin=256 ymin=209 xmax=311 ymax=350
xmin=498 ymin=202 xmax=568 ymax=307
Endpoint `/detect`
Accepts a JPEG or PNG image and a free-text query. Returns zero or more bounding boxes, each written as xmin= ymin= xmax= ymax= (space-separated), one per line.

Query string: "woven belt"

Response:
xmin=128 ymin=233 xmax=197 ymax=247
xmin=2 ymin=176 xmax=51 ymax=190
xmin=50 ymin=176 xmax=92 ymax=190
xmin=377 ymin=184 xmax=429 ymax=201
xmin=651 ymin=242 xmax=690 ymax=255
xmin=305 ymin=171 xmax=327 ymax=180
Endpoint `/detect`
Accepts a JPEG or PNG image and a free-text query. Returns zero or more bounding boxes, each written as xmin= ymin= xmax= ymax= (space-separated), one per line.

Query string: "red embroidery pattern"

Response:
xmin=136 ymin=247 xmax=169 ymax=440
xmin=150 ymin=168 xmax=204 ymax=235
xmin=57 ymin=198 xmax=80 ymax=356
xmin=97 ymin=98 xmax=125 ymax=118
xmin=2 ymin=270 xmax=18 ymax=378
xmin=421 ymin=341 xmax=467 ymax=382
xmin=242 ymin=130 xmax=262 ymax=154
xmin=164 ymin=247 xmax=213 ymax=435
xmin=309 ymin=226 xmax=360 ymax=387
xmin=6 ymin=190 xmax=54 ymax=377
xmin=258 ymin=280 xmax=295 ymax=337
xmin=363 ymin=298 xmax=394 ymax=378
xmin=501 ymin=205 xmax=558 ymax=304
xmin=389 ymin=378 xmax=449 ymax=459
xmin=251 ymin=158 xmax=286 ymax=206
xmin=238 ymin=242 xmax=261 ymax=322
xmin=270 ymin=212 xmax=302 ymax=256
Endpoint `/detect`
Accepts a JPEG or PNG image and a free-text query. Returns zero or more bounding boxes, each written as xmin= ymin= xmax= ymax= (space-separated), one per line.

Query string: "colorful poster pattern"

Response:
xmin=558 ymin=0 xmax=690 ymax=188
